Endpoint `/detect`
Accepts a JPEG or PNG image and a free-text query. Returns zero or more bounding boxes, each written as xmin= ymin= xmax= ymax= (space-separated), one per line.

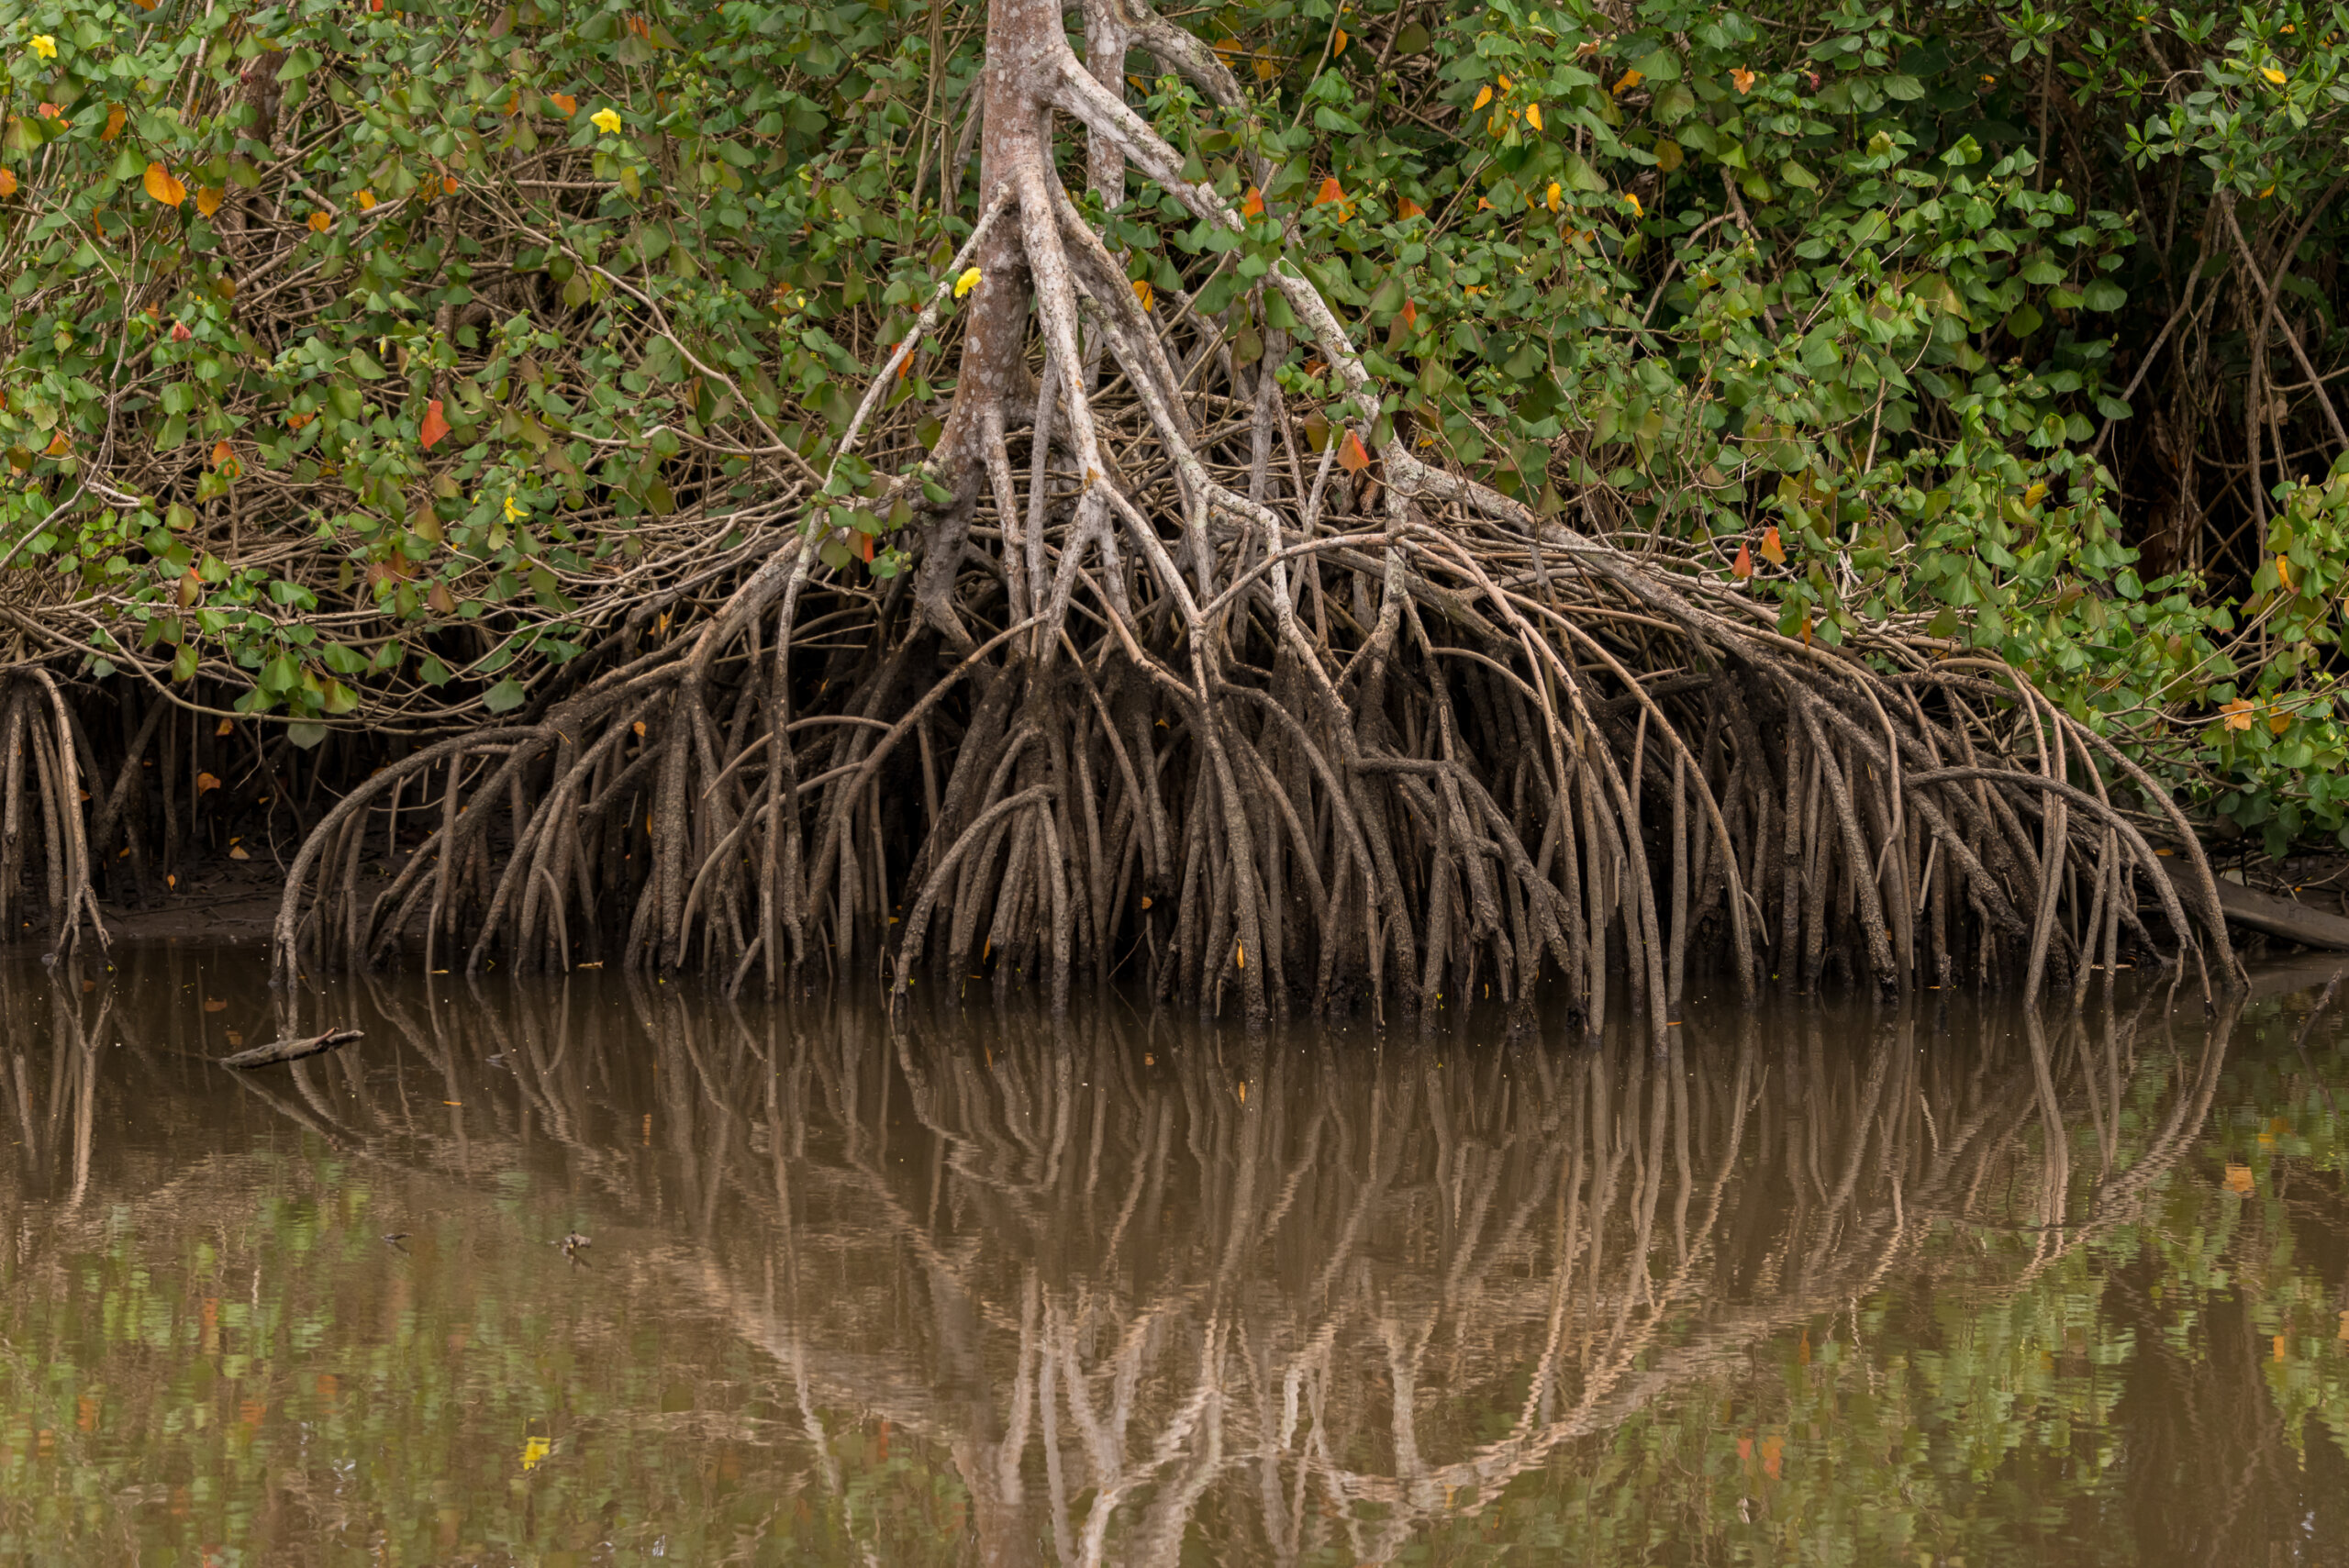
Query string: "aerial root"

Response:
xmin=262 ymin=71 xmax=2236 ymax=1032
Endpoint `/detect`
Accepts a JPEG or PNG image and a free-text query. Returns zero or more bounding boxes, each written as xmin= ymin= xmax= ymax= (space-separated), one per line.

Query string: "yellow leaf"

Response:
xmin=1612 ymin=68 xmax=1644 ymax=95
xmin=1759 ymin=525 xmax=1784 ymax=564
xmin=195 ymin=772 xmax=221 ymax=795
xmin=2262 ymin=65 xmax=2287 ymax=84
xmin=1331 ymin=27 xmax=1347 ymax=55
xmin=2224 ymin=1162 xmax=2254 ymax=1192
xmin=954 ymin=266 xmax=983 ymax=298
xmin=1497 ymin=73 xmax=1513 ymax=91
xmin=142 ymin=162 xmax=188 ymax=207
xmin=102 ymin=105 xmax=125 ymax=141
xmin=1472 ymin=83 xmax=1493 ymax=111
xmin=1253 ymin=57 xmax=1275 ymax=80
xmin=1132 ymin=277 xmax=1153 ymax=311
xmin=195 ymin=185 xmax=224 ymax=217
xmin=522 ymin=1435 xmax=551 ymax=1472
xmin=1545 ymin=181 xmax=1562 ymax=212
xmin=1623 ymin=190 xmax=1643 ymax=217
xmin=1526 ymin=103 xmax=1543 ymax=131
xmin=2022 ymin=480 xmax=2046 ymax=507
xmin=307 ymin=210 xmax=331 ymax=232
xmin=2277 ymin=552 xmax=2294 ymax=590
xmin=356 ymin=189 xmax=377 ymax=210
xmin=216 ymin=718 xmax=234 ymax=737
xmin=0 ymin=168 xmax=17 ymax=199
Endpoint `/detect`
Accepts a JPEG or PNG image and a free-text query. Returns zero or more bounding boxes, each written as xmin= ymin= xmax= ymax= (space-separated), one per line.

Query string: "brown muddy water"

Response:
xmin=1 ymin=948 xmax=2346 ymax=1566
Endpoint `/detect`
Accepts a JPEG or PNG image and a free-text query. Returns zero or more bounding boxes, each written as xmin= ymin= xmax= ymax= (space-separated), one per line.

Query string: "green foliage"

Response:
xmin=2 ymin=0 xmax=2347 ymax=844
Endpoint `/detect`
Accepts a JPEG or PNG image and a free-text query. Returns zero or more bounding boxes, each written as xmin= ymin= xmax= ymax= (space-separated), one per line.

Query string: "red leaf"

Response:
xmin=1338 ymin=430 xmax=1370 ymax=473
xmin=858 ymin=530 xmax=875 ymax=563
xmin=420 ymin=398 xmax=451 ymax=450
xmin=1399 ymin=298 xmax=1417 ymax=328
xmin=1731 ymin=541 xmax=1753 ymax=580
xmin=1240 ymin=186 xmax=1264 ymax=218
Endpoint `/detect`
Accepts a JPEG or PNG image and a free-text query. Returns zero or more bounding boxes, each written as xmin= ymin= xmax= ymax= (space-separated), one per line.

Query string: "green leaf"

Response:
xmin=2081 ymin=279 xmax=2127 ymax=312
xmin=484 ymin=677 xmax=529 ymax=713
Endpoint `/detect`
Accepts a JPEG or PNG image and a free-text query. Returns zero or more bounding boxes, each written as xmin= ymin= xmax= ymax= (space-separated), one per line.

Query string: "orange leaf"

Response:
xmin=195 ymin=185 xmax=224 ymax=217
xmin=1240 ymin=186 xmax=1264 ymax=218
xmin=216 ymin=718 xmax=234 ymax=737
xmin=442 ymin=174 xmax=460 ymax=195
xmin=2224 ymin=1162 xmax=2254 ymax=1193
xmin=550 ymin=92 xmax=577 ymax=117
xmin=0 ymin=168 xmax=17 ymax=199
xmin=195 ymin=772 xmax=221 ymax=795
xmin=421 ymin=398 xmax=451 ymax=450
xmin=1337 ymin=429 xmax=1370 ymax=473
xmin=1759 ymin=525 xmax=1785 ymax=564
xmin=857 ymin=530 xmax=874 ymax=563
xmin=209 ymin=439 xmax=233 ymax=468
xmin=1397 ymin=196 xmax=1424 ymax=219
xmin=143 ymin=162 xmax=187 ymax=207
xmin=1611 ymin=69 xmax=1644 ymax=95
xmin=35 ymin=104 xmax=61 ymax=121
xmin=356 ymin=189 xmax=377 ymax=211
xmin=1399 ymin=298 xmax=1417 ymax=328
xmin=102 ymin=105 xmax=125 ymax=141
xmin=203 ymin=997 xmax=228 ymax=1011
xmin=228 ymin=845 xmax=250 ymax=861
xmin=1331 ymin=27 xmax=1347 ymax=55
xmin=43 ymin=431 xmax=68 ymax=457
xmin=1732 ymin=541 xmax=1753 ymax=580
xmin=1132 ymin=277 xmax=1154 ymax=311
xmin=1314 ymin=175 xmax=1346 ymax=207
xmin=307 ymin=211 xmax=330 ymax=232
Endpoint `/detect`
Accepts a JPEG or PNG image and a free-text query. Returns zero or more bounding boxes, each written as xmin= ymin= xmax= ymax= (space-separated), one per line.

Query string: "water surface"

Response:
xmin=2 ymin=949 xmax=2345 ymax=1565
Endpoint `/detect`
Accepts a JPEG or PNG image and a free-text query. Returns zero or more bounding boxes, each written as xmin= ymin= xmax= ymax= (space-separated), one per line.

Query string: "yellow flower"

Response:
xmin=28 ymin=34 xmax=56 ymax=58
xmin=590 ymin=106 xmax=623 ymax=133
xmin=954 ymin=266 xmax=983 ymax=298
xmin=1545 ymin=181 xmax=1562 ymax=212
xmin=504 ymin=494 xmax=524 ymax=523
xmin=1623 ymin=190 xmax=1643 ymax=217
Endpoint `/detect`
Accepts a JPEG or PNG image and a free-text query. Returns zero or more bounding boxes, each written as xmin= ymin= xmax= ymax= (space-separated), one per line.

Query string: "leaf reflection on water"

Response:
xmin=0 ymin=951 xmax=2345 ymax=1565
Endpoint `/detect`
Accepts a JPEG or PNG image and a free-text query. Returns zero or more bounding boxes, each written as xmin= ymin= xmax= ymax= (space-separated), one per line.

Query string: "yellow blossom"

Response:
xmin=954 ymin=266 xmax=983 ymax=297
xmin=28 ymin=34 xmax=56 ymax=59
xmin=590 ymin=106 xmax=623 ymax=133
xmin=504 ymin=494 xmax=524 ymax=523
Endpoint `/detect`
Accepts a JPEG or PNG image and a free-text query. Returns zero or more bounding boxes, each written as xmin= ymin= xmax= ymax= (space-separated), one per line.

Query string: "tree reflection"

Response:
xmin=3 ymin=955 xmax=2345 ymax=1565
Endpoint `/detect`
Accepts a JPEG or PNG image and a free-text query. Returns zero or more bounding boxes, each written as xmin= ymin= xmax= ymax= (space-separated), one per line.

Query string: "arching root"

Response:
xmin=268 ymin=0 xmax=2237 ymax=1036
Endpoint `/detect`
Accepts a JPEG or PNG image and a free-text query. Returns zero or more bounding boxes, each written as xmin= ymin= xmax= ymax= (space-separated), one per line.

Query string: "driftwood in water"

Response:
xmin=2163 ymin=861 xmax=2349 ymax=951
xmin=219 ymin=1028 xmax=362 ymax=1070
